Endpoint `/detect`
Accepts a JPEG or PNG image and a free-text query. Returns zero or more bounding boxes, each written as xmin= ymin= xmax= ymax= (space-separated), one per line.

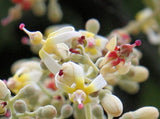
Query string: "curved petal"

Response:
xmin=39 ymin=48 xmax=61 ymax=74
xmin=55 ymin=73 xmax=75 ymax=93
xmin=48 ymin=26 xmax=75 ymax=37
xmin=85 ymin=74 xmax=107 ymax=94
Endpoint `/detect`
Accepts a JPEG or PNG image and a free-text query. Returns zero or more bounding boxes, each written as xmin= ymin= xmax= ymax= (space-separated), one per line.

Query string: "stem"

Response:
xmin=37 ymin=82 xmax=53 ymax=98
xmin=107 ymin=114 xmax=113 ymax=119
xmin=16 ymin=111 xmax=36 ymax=118
xmin=85 ymin=104 xmax=92 ymax=119
xmin=7 ymin=94 xmax=21 ymax=118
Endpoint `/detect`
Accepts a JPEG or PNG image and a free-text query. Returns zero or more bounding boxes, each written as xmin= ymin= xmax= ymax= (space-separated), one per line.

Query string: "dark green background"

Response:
xmin=0 ymin=0 xmax=159 ymax=117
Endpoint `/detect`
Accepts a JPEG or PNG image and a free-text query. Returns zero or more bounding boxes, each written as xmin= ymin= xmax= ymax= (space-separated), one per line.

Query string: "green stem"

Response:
xmin=37 ymin=82 xmax=53 ymax=98
xmin=7 ymin=94 xmax=21 ymax=119
xmin=16 ymin=111 xmax=36 ymax=118
xmin=85 ymin=104 xmax=92 ymax=119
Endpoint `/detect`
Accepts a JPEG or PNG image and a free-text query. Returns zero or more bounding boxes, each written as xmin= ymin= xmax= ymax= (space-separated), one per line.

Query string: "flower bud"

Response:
xmin=118 ymin=80 xmax=139 ymax=94
xmin=0 ymin=80 xmax=11 ymax=101
xmin=92 ymin=104 xmax=104 ymax=118
xmin=101 ymin=93 xmax=123 ymax=117
xmin=32 ymin=0 xmax=46 ymax=16
xmin=85 ymin=18 xmax=100 ymax=34
xmin=14 ymin=100 xmax=27 ymax=113
xmin=48 ymin=0 xmax=63 ymax=23
xmin=120 ymin=106 xmax=159 ymax=119
xmin=128 ymin=66 xmax=149 ymax=83
xmin=36 ymin=105 xmax=57 ymax=119
xmin=61 ymin=104 xmax=73 ymax=118
xmin=18 ymin=84 xmax=39 ymax=99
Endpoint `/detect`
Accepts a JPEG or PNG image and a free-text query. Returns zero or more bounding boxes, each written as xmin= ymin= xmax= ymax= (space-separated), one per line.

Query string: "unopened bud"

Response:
xmin=118 ymin=80 xmax=139 ymax=94
xmin=14 ymin=100 xmax=27 ymax=113
xmin=85 ymin=18 xmax=100 ymax=34
xmin=128 ymin=66 xmax=149 ymax=83
xmin=48 ymin=0 xmax=63 ymax=23
xmin=101 ymin=94 xmax=123 ymax=117
xmin=36 ymin=105 xmax=57 ymax=119
xmin=32 ymin=0 xmax=46 ymax=16
xmin=120 ymin=106 xmax=159 ymax=119
xmin=92 ymin=104 xmax=104 ymax=118
xmin=0 ymin=80 xmax=11 ymax=101
xmin=18 ymin=84 xmax=39 ymax=98
xmin=61 ymin=104 xmax=73 ymax=118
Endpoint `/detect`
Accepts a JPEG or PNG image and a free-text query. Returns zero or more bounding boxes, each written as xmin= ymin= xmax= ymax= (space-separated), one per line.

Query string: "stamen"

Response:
xmin=69 ymin=48 xmax=80 ymax=54
xmin=19 ymin=23 xmax=25 ymax=30
xmin=19 ymin=23 xmax=43 ymax=45
xmin=78 ymin=103 xmax=84 ymax=109
xmin=49 ymin=73 xmax=55 ymax=78
xmin=59 ymin=70 xmax=63 ymax=76
xmin=78 ymin=36 xmax=85 ymax=44
xmin=134 ymin=40 xmax=142 ymax=46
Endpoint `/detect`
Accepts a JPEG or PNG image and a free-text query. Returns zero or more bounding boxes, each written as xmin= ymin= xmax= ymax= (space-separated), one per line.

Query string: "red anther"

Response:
xmin=121 ymin=33 xmax=130 ymax=40
xmin=1 ymin=18 xmax=10 ymax=26
xmin=47 ymin=81 xmax=57 ymax=91
xmin=5 ymin=110 xmax=10 ymax=117
xmin=112 ymin=58 xmax=121 ymax=66
xmin=11 ymin=0 xmax=23 ymax=4
xmin=108 ymin=51 xmax=118 ymax=59
xmin=49 ymin=73 xmax=55 ymax=78
xmin=21 ymin=0 xmax=32 ymax=10
xmin=0 ymin=102 xmax=7 ymax=108
xmin=114 ymin=46 xmax=120 ymax=51
xmin=78 ymin=103 xmax=84 ymax=109
xmin=19 ymin=23 xmax=25 ymax=30
xmin=69 ymin=48 xmax=80 ymax=54
xmin=59 ymin=70 xmax=63 ymax=76
xmin=78 ymin=36 xmax=85 ymax=44
xmin=134 ymin=40 xmax=142 ymax=46
xmin=21 ymin=37 xmax=29 ymax=45
xmin=55 ymin=95 xmax=62 ymax=100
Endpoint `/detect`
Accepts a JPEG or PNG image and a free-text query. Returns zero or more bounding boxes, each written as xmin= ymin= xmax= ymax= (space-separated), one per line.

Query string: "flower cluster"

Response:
xmin=0 ymin=17 xmax=159 ymax=119
xmin=1 ymin=0 xmax=62 ymax=26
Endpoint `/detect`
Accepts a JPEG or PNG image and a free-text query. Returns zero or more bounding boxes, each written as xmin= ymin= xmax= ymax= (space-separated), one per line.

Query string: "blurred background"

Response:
xmin=0 ymin=0 xmax=159 ymax=116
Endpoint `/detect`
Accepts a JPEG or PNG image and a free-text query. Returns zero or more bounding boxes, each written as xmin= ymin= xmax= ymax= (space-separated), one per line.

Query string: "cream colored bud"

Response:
xmin=85 ymin=18 xmax=100 ymax=34
xmin=118 ymin=80 xmax=139 ymax=94
xmin=120 ymin=106 xmax=159 ymax=119
xmin=0 ymin=80 xmax=11 ymax=101
xmin=92 ymin=104 xmax=104 ymax=118
xmin=101 ymin=93 xmax=123 ymax=117
xmin=48 ymin=0 xmax=63 ymax=23
xmin=32 ymin=0 xmax=46 ymax=16
xmin=128 ymin=66 xmax=149 ymax=83
xmin=18 ymin=84 xmax=39 ymax=98
xmin=36 ymin=105 xmax=57 ymax=119
xmin=61 ymin=104 xmax=73 ymax=118
xmin=14 ymin=100 xmax=27 ymax=113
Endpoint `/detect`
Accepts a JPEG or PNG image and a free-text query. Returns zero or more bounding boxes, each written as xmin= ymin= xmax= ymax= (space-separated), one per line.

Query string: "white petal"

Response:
xmin=48 ymin=26 xmax=75 ymax=37
xmin=39 ymin=48 xmax=61 ymax=74
xmin=86 ymin=74 xmax=107 ymax=94
xmin=48 ymin=31 xmax=81 ymax=46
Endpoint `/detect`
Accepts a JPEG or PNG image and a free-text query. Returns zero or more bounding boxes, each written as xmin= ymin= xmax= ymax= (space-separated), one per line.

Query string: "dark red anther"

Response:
xmin=69 ymin=48 xmax=80 ymax=54
xmin=108 ymin=51 xmax=118 ymax=59
xmin=59 ymin=70 xmax=63 ymax=76
xmin=0 ymin=102 xmax=7 ymax=108
xmin=78 ymin=36 xmax=85 ymax=44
